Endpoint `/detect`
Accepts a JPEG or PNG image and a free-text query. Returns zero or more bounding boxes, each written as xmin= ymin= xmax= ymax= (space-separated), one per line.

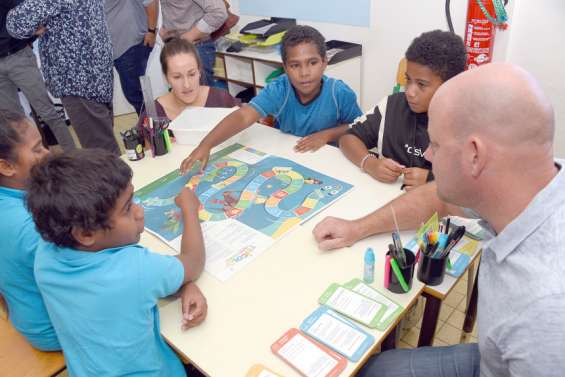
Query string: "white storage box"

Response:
xmin=168 ymin=106 xmax=238 ymax=145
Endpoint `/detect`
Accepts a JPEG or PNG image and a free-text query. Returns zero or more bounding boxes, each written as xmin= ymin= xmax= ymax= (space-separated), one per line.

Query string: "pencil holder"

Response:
xmin=417 ymin=253 xmax=447 ymax=286
xmin=121 ymin=128 xmax=144 ymax=161
xmin=151 ymin=132 xmax=168 ymax=156
xmin=385 ymin=249 xmax=415 ymax=294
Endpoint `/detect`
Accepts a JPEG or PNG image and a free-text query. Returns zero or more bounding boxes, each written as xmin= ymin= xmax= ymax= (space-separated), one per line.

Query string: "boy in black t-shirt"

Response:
xmin=340 ymin=30 xmax=466 ymax=190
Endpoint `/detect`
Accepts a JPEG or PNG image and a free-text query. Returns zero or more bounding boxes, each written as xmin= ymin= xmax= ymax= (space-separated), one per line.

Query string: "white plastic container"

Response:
xmin=168 ymin=106 xmax=238 ymax=145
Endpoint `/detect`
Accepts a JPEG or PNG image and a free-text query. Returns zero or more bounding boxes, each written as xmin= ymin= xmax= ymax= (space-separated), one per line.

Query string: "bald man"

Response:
xmin=314 ymin=63 xmax=565 ymax=377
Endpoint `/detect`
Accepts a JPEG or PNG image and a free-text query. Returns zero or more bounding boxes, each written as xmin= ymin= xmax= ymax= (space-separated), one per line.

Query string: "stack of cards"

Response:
xmin=270 ymin=279 xmax=403 ymax=376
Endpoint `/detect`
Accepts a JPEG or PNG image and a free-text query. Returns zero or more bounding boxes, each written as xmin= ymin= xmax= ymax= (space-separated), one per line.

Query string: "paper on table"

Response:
xmin=307 ymin=312 xmax=367 ymax=359
xmin=245 ymin=364 xmax=284 ymax=377
xmin=325 ymin=287 xmax=383 ymax=325
xmin=202 ymin=219 xmax=273 ymax=281
xmin=277 ymin=333 xmax=338 ymax=377
xmin=345 ymin=279 xmax=402 ymax=328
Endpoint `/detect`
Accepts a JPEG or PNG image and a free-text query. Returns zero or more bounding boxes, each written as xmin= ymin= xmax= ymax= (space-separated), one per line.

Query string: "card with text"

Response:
xmin=271 ymin=328 xmax=346 ymax=377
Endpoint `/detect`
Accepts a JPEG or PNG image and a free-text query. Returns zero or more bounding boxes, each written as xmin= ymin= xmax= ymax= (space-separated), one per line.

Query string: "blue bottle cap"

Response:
xmin=364 ymin=247 xmax=375 ymax=263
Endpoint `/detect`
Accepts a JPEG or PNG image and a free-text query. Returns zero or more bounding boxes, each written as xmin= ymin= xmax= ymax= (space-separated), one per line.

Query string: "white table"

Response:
xmin=128 ymin=124 xmax=423 ymax=376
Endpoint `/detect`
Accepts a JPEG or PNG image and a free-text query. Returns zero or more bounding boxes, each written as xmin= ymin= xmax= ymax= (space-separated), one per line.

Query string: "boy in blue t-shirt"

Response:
xmin=0 ymin=110 xmax=59 ymax=351
xmin=180 ymin=25 xmax=363 ymax=174
xmin=26 ymin=149 xmax=207 ymax=377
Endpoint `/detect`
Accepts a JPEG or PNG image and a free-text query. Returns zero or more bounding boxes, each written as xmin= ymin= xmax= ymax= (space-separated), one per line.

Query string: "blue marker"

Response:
xmin=364 ymin=248 xmax=375 ymax=284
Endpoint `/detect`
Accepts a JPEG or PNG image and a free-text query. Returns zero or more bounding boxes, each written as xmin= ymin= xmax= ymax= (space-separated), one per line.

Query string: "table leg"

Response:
xmin=381 ymin=325 xmax=397 ymax=351
xmin=463 ymin=264 xmax=479 ymax=333
xmin=417 ymin=292 xmax=442 ymax=347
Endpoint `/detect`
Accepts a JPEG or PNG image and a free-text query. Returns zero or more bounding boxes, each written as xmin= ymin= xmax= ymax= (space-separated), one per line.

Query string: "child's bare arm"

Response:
xmin=339 ymin=133 xmax=372 ymax=167
xmin=175 ymin=188 xmax=205 ymax=283
xmin=180 ymin=106 xmax=261 ymax=174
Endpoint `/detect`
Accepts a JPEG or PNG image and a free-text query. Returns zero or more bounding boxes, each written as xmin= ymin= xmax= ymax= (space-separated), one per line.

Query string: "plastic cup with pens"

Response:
xmin=139 ymin=116 xmax=173 ymax=157
xmin=416 ymin=223 xmax=466 ymax=286
xmin=385 ymin=246 xmax=416 ymax=294
xmin=384 ymin=205 xmax=416 ymax=294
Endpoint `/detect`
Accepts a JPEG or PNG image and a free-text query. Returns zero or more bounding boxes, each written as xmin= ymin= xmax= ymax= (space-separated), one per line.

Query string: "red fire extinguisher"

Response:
xmin=464 ymin=0 xmax=507 ymax=69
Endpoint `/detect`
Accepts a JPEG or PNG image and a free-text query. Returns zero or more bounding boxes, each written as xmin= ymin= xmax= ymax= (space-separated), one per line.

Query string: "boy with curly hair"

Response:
xmin=339 ymin=30 xmax=466 ymax=190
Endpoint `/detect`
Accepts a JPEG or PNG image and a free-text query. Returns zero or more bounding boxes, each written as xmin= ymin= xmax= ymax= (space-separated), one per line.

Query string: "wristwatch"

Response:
xmin=147 ymin=28 xmax=157 ymax=34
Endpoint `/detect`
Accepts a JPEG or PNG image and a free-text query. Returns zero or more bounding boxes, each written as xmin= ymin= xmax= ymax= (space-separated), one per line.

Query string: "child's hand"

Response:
xmin=365 ymin=158 xmax=405 ymax=183
xmin=180 ymin=145 xmax=211 ymax=175
xmin=175 ymin=187 xmax=200 ymax=213
xmin=402 ymin=167 xmax=429 ymax=191
xmin=180 ymin=282 xmax=207 ymax=331
xmin=294 ymin=130 xmax=330 ymax=153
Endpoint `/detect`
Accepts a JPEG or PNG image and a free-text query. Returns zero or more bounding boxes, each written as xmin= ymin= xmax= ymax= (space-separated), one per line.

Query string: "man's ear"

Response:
xmin=0 ymin=158 xmax=16 ymax=177
xmin=71 ymin=226 xmax=96 ymax=248
xmin=466 ymin=135 xmax=487 ymax=178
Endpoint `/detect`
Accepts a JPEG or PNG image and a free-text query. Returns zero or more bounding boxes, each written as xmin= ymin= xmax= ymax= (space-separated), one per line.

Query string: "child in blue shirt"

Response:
xmin=0 ymin=110 xmax=59 ymax=351
xmin=180 ymin=25 xmax=363 ymax=174
xmin=26 ymin=149 xmax=207 ymax=376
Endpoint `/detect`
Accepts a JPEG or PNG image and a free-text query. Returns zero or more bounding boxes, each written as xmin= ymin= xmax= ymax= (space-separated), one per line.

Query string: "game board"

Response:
xmin=135 ymin=144 xmax=353 ymax=281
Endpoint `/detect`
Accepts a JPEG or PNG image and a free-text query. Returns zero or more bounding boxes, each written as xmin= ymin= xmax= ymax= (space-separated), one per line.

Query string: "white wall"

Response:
xmin=229 ymin=0 xmax=565 ymax=157
xmin=230 ymin=0 xmax=472 ymax=110
xmin=504 ymin=0 xmax=565 ymax=157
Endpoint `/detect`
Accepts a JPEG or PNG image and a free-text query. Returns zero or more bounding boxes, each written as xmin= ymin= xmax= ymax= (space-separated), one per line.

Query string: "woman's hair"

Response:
xmin=160 ymin=38 xmax=203 ymax=77
xmin=0 ymin=110 xmax=29 ymax=162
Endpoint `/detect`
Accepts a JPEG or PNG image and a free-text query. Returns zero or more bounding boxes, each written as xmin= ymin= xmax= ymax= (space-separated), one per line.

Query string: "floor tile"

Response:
xmin=446 ymin=309 xmax=466 ymax=329
xmin=453 ymin=279 xmax=470 ymax=296
xmin=400 ymin=326 xmax=420 ymax=347
xmin=432 ymin=338 xmax=449 ymax=347
xmin=443 ymin=291 xmax=465 ymax=309
xmin=439 ymin=304 xmax=455 ymax=322
xmin=436 ymin=322 xmax=463 ymax=345
xmin=398 ymin=340 xmax=414 ymax=349
xmin=456 ymin=297 xmax=468 ymax=312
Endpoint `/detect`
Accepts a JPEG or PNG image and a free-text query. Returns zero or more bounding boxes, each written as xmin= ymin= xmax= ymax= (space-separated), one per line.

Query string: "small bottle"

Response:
xmin=364 ymin=247 xmax=375 ymax=284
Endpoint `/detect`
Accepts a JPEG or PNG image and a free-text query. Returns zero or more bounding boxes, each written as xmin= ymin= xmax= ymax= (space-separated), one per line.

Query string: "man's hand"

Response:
xmin=313 ymin=216 xmax=361 ymax=251
xmin=365 ymin=158 xmax=405 ymax=183
xmin=175 ymin=187 xmax=201 ymax=213
xmin=402 ymin=167 xmax=429 ymax=191
xmin=143 ymin=31 xmax=156 ymax=47
xmin=294 ymin=130 xmax=331 ymax=153
xmin=180 ymin=283 xmax=207 ymax=331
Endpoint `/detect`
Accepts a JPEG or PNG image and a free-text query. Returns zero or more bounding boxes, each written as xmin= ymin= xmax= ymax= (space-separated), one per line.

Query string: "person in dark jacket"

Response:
xmin=339 ymin=30 xmax=466 ymax=190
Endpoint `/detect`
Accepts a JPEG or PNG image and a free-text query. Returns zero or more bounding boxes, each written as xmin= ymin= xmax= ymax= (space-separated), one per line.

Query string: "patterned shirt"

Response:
xmin=7 ymin=0 xmax=113 ymax=103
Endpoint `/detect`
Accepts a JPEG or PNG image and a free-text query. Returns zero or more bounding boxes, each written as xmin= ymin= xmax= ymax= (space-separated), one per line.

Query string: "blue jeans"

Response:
xmin=357 ymin=344 xmax=480 ymax=377
xmin=196 ymin=40 xmax=216 ymax=86
xmin=114 ymin=42 xmax=152 ymax=114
